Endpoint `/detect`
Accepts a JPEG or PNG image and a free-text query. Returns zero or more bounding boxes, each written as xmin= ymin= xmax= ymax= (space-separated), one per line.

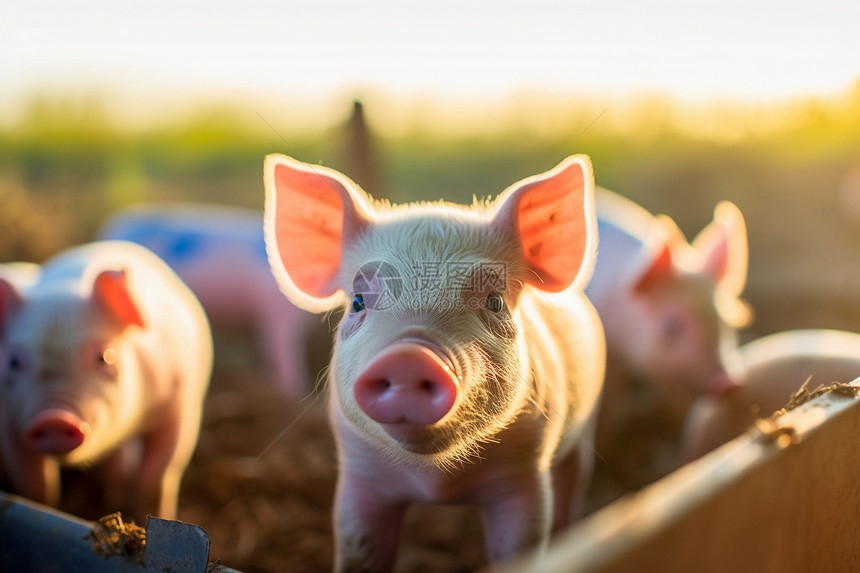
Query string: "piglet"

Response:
xmin=98 ymin=203 xmax=317 ymax=398
xmin=264 ymin=154 xmax=605 ymax=571
xmin=682 ymin=329 xmax=860 ymax=460
xmin=0 ymin=241 xmax=213 ymax=522
xmin=586 ymin=189 xmax=751 ymax=454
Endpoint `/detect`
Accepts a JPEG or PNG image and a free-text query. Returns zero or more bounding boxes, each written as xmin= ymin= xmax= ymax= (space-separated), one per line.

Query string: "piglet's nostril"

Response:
xmin=365 ymin=379 xmax=392 ymax=393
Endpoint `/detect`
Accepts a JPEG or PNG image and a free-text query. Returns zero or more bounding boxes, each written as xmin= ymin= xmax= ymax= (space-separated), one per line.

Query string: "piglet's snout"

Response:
xmin=354 ymin=342 xmax=459 ymax=426
xmin=24 ymin=408 xmax=89 ymax=455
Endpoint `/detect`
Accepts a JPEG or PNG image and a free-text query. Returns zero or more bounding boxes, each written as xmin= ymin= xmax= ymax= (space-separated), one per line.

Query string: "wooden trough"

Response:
xmin=501 ymin=377 xmax=860 ymax=572
xmin=2 ymin=378 xmax=859 ymax=572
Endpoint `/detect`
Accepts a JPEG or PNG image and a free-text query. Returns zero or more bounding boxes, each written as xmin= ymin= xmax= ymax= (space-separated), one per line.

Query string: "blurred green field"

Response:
xmin=2 ymin=87 xmax=860 ymax=339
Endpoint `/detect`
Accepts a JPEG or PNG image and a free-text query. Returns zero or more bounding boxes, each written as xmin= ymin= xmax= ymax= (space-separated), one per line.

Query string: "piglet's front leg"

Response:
xmin=136 ymin=413 xmax=187 ymax=522
xmin=333 ymin=472 xmax=407 ymax=573
xmin=480 ymin=470 xmax=553 ymax=563
xmin=0 ymin=421 xmax=61 ymax=507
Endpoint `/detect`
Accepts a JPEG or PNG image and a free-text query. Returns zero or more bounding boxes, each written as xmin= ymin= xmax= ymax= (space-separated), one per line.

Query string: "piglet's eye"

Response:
xmin=95 ymin=347 xmax=119 ymax=379
xmin=661 ymin=315 xmax=687 ymax=340
xmin=486 ymin=292 xmax=504 ymax=313
xmin=351 ymin=294 xmax=366 ymax=313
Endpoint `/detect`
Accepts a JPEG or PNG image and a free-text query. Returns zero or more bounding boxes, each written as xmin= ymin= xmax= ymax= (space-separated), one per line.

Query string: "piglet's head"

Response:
xmin=264 ymin=154 xmax=596 ymax=463
xmin=0 ymin=265 xmax=146 ymax=465
xmin=623 ymin=202 xmax=751 ymax=398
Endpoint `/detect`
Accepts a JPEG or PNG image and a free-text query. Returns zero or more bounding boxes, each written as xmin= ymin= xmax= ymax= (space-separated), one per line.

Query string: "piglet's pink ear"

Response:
xmin=632 ymin=215 xmax=686 ymax=293
xmin=692 ymin=201 xmax=752 ymax=327
xmin=263 ymin=154 xmax=372 ymax=313
xmin=692 ymin=201 xmax=748 ymax=297
xmin=491 ymin=155 xmax=597 ymax=292
xmin=93 ymin=269 xmax=145 ymax=328
xmin=633 ymin=243 xmax=674 ymax=292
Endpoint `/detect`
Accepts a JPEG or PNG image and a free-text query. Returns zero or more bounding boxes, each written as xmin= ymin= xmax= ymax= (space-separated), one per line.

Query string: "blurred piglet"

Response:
xmin=682 ymin=329 xmax=860 ymax=460
xmin=264 ymin=154 xmax=605 ymax=570
xmin=0 ymin=241 xmax=213 ymax=521
xmin=586 ymin=190 xmax=752 ymax=452
xmin=98 ymin=204 xmax=317 ymax=397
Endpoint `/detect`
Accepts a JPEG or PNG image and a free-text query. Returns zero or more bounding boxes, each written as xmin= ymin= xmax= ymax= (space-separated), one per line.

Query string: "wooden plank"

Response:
xmin=499 ymin=378 xmax=860 ymax=573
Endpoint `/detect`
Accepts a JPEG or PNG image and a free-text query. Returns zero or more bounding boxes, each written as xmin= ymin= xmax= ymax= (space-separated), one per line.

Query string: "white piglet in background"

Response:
xmin=264 ymin=154 xmax=605 ymax=571
xmin=682 ymin=329 xmax=860 ymax=460
xmin=586 ymin=189 xmax=751 ymax=454
xmin=0 ymin=241 xmax=212 ymax=522
xmin=98 ymin=204 xmax=317 ymax=398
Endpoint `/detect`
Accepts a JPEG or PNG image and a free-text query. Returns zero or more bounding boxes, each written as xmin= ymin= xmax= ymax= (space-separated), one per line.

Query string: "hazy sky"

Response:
xmin=1 ymin=0 xmax=859 ymax=110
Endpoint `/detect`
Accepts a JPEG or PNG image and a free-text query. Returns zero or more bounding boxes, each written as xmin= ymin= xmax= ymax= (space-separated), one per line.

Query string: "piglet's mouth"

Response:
xmin=381 ymin=422 xmax=432 ymax=444
xmin=380 ymin=422 xmax=456 ymax=455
